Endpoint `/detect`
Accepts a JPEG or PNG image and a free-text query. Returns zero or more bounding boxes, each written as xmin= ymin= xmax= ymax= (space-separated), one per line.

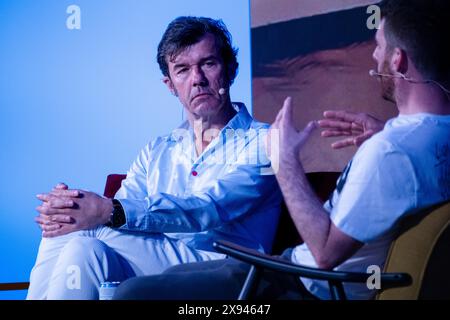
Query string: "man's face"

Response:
xmin=372 ymin=20 xmax=396 ymax=103
xmin=164 ymin=34 xmax=229 ymax=120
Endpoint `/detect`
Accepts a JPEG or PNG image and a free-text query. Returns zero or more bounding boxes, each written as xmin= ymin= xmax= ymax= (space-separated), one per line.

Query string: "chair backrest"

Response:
xmin=377 ymin=201 xmax=450 ymax=300
xmin=103 ymin=174 xmax=127 ymax=198
xmin=271 ymin=172 xmax=341 ymax=255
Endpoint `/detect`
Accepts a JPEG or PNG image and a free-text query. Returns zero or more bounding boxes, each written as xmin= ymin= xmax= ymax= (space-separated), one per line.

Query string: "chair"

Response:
xmin=0 ymin=172 xmax=332 ymax=293
xmin=0 ymin=172 xmax=338 ymax=293
xmin=379 ymin=201 xmax=450 ymax=299
xmin=103 ymin=174 xmax=126 ymax=198
xmin=214 ymin=200 xmax=450 ymax=300
xmin=0 ymin=174 xmax=127 ymax=292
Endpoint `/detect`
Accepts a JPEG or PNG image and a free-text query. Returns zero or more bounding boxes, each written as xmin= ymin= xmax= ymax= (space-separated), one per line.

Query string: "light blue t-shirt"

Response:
xmin=292 ymin=113 xmax=450 ymax=299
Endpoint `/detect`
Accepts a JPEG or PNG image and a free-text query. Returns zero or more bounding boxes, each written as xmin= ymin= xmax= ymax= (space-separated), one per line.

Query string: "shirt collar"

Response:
xmin=169 ymin=102 xmax=252 ymax=142
xmin=225 ymin=102 xmax=252 ymax=131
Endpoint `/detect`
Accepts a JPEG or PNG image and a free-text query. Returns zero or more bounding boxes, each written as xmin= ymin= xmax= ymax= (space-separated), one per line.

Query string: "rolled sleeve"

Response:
xmin=117 ymin=162 xmax=278 ymax=233
xmin=114 ymin=127 xmax=280 ymax=234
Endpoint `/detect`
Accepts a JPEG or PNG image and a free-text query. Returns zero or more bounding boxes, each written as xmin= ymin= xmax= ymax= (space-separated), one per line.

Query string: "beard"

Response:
xmin=380 ymin=60 xmax=396 ymax=103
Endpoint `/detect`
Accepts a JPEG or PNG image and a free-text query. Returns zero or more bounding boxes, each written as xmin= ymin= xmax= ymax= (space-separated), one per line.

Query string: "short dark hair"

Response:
xmin=157 ymin=16 xmax=239 ymax=85
xmin=380 ymin=0 xmax=450 ymax=85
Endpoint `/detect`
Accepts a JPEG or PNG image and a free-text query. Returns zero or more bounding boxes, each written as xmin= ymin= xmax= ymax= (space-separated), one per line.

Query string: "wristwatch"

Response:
xmin=105 ymin=199 xmax=126 ymax=228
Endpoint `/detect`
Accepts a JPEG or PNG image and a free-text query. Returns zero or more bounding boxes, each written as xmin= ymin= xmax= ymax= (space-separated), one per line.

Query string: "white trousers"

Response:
xmin=26 ymin=226 xmax=225 ymax=300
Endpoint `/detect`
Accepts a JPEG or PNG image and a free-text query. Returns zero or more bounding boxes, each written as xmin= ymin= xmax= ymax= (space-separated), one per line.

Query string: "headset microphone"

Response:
xmin=369 ymin=69 xmax=401 ymax=79
xmin=369 ymin=70 xmax=450 ymax=94
xmin=369 ymin=69 xmax=378 ymax=77
xmin=218 ymin=88 xmax=226 ymax=95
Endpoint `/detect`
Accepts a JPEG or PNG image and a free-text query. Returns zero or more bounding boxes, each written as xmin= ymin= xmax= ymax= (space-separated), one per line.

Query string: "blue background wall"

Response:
xmin=0 ymin=0 xmax=251 ymax=299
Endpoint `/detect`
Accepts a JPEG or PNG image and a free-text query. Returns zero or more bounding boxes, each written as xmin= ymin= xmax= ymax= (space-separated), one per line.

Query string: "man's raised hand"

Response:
xmin=318 ymin=110 xmax=384 ymax=149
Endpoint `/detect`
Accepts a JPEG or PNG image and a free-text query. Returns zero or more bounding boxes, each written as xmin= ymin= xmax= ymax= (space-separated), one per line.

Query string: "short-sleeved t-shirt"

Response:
xmin=292 ymin=113 xmax=450 ymax=299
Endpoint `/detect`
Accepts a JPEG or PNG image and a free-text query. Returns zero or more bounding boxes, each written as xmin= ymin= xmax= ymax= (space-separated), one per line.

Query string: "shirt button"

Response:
xmin=191 ymin=171 xmax=198 ymax=176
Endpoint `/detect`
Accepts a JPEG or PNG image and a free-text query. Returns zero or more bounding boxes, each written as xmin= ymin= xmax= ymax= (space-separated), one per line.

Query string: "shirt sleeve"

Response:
xmin=330 ymin=138 xmax=418 ymax=243
xmin=114 ymin=135 xmax=281 ymax=233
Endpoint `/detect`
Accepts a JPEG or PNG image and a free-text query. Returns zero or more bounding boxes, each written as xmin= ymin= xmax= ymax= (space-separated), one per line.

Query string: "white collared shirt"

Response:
xmin=115 ymin=103 xmax=282 ymax=253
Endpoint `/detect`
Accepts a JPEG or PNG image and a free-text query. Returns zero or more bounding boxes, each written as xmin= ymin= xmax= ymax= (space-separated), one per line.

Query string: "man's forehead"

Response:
xmin=169 ymin=34 xmax=220 ymax=64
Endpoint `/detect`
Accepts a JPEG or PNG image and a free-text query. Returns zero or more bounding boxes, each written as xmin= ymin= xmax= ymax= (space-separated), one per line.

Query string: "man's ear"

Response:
xmin=391 ymin=48 xmax=408 ymax=75
xmin=226 ymin=61 xmax=238 ymax=87
xmin=163 ymin=76 xmax=177 ymax=96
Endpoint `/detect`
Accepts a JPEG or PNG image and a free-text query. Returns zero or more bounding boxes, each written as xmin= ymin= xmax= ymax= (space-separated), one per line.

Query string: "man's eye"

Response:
xmin=177 ymin=68 xmax=188 ymax=74
xmin=204 ymin=61 xmax=216 ymax=67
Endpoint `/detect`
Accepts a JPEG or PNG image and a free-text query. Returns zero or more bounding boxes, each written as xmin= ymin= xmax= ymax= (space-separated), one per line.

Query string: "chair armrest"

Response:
xmin=213 ymin=240 xmax=411 ymax=286
xmin=0 ymin=282 xmax=29 ymax=291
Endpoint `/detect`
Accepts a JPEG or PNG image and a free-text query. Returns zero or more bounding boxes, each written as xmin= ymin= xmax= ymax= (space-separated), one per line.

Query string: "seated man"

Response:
xmin=114 ymin=0 xmax=450 ymax=300
xmin=27 ymin=16 xmax=282 ymax=299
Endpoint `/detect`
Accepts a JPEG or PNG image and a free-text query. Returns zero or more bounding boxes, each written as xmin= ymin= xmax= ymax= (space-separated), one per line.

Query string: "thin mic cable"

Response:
xmin=369 ymin=70 xmax=450 ymax=95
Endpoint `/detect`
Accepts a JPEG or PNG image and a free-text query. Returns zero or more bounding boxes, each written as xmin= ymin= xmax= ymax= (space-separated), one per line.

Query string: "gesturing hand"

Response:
xmin=318 ymin=110 xmax=384 ymax=149
xmin=266 ymin=97 xmax=317 ymax=168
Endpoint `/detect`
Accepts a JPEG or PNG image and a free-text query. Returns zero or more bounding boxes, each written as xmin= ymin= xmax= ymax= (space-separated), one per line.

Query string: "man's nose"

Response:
xmin=372 ymin=48 xmax=378 ymax=62
xmin=191 ymin=65 xmax=208 ymax=87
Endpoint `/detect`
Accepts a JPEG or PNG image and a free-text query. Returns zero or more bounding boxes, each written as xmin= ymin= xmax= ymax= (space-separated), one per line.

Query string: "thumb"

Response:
xmin=281 ymin=96 xmax=293 ymax=124
xmin=296 ymin=121 xmax=317 ymax=151
xmin=302 ymin=121 xmax=318 ymax=136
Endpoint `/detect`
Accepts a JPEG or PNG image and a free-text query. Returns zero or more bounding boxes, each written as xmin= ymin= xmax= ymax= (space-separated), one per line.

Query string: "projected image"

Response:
xmin=251 ymin=0 xmax=397 ymax=172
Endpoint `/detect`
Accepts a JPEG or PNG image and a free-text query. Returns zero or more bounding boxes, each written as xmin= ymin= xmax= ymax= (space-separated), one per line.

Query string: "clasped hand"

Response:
xmin=35 ymin=183 xmax=112 ymax=237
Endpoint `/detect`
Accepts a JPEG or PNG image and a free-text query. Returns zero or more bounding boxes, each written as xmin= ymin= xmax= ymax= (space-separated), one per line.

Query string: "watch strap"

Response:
xmin=105 ymin=199 xmax=126 ymax=228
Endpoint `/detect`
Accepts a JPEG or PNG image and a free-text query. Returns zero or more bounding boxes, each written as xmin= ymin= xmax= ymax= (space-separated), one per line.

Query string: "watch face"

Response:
xmin=112 ymin=199 xmax=126 ymax=227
